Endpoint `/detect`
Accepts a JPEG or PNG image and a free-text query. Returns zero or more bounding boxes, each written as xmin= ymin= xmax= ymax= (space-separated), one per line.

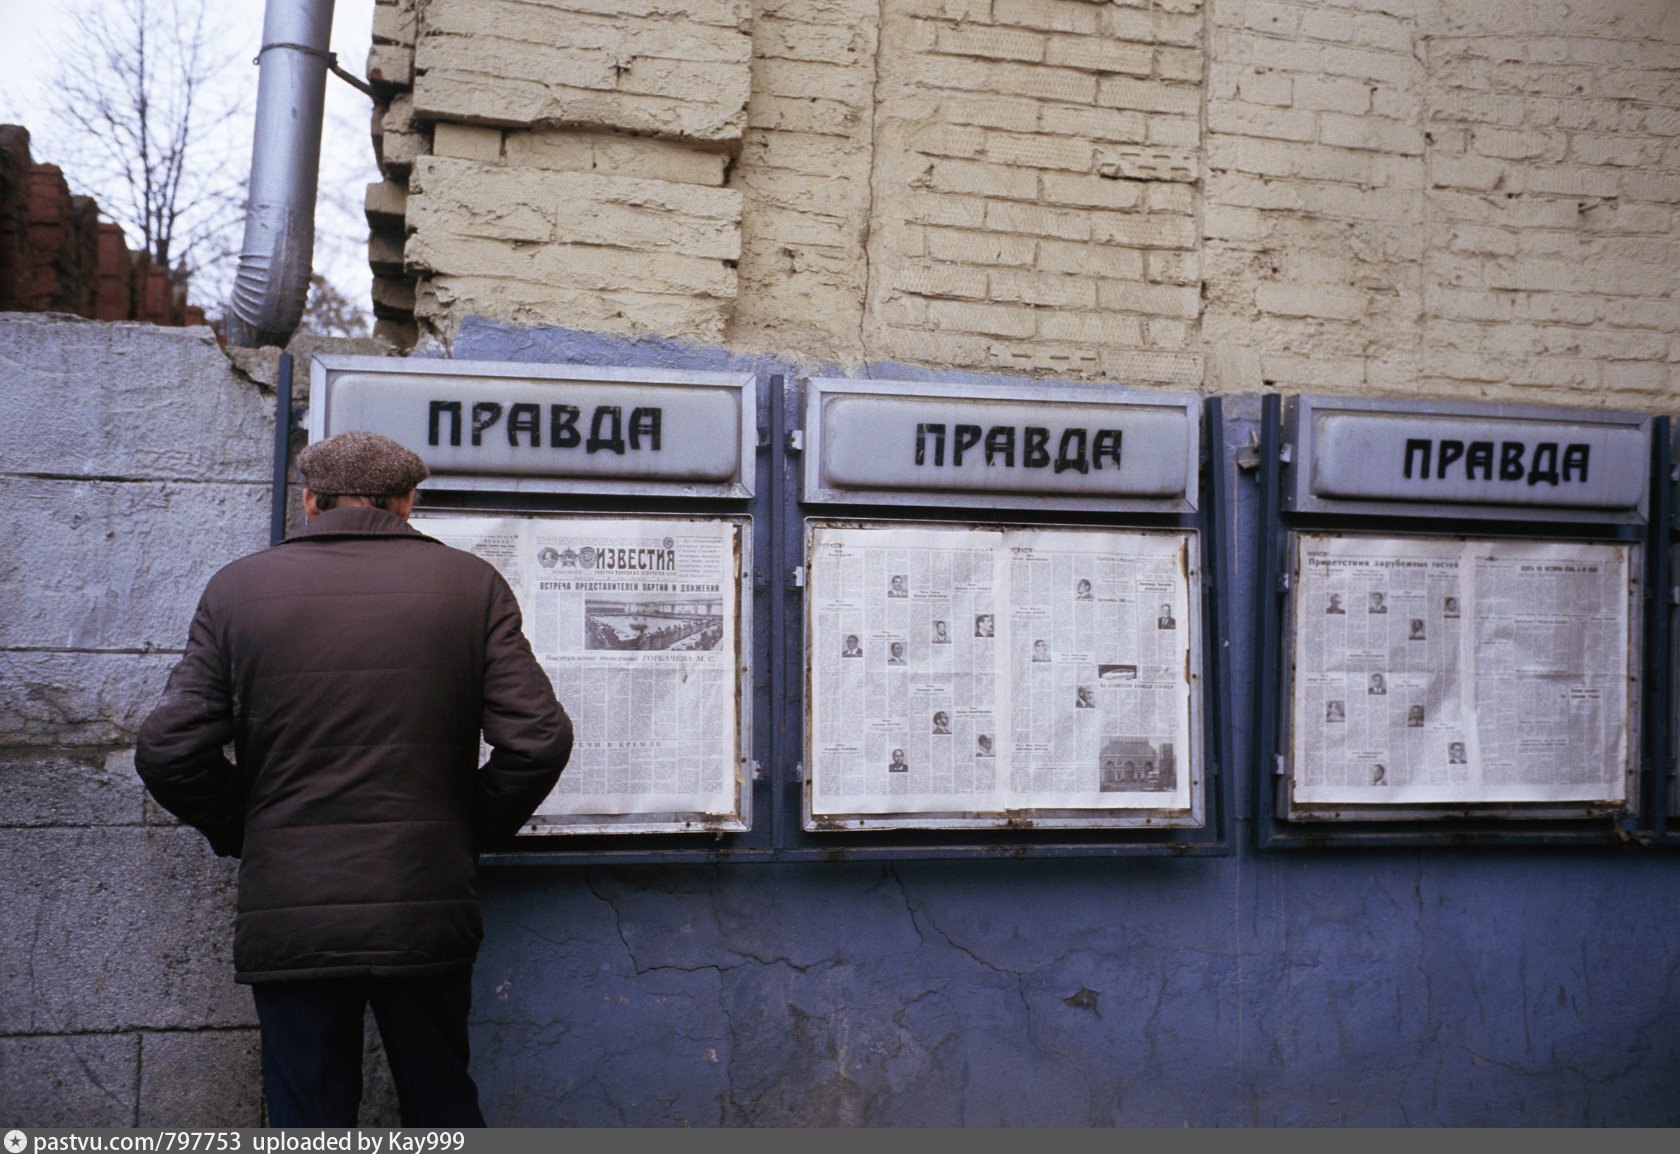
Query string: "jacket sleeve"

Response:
xmin=476 ymin=575 xmax=573 ymax=841
xmin=134 ymin=597 xmax=248 ymax=857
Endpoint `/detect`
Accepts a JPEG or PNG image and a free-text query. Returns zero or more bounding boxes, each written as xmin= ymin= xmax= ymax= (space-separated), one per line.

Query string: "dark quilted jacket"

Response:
xmin=136 ymin=506 xmax=572 ymax=983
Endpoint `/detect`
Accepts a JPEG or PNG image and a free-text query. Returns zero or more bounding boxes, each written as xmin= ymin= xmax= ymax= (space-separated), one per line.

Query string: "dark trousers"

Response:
xmin=251 ymin=971 xmax=486 ymax=1128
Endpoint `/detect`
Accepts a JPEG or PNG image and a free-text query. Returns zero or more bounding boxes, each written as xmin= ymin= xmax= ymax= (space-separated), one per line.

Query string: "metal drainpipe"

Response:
xmin=225 ymin=0 xmax=336 ymax=348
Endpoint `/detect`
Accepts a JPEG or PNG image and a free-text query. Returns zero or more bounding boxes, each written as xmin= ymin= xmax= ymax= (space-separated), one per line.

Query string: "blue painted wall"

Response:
xmin=454 ymin=320 xmax=1680 ymax=1126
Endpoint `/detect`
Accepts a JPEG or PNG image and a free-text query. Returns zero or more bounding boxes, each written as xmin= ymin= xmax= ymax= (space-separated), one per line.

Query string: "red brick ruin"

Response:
xmin=0 ymin=124 xmax=206 ymax=327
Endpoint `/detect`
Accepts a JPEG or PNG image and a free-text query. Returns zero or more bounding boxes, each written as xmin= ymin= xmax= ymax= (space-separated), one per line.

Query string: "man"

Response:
xmin=888 ymin=748 xmax=909 ymax=772
xmin=1368 ymin=672 xmax=1387 ymax=695
xmin=842 ymin=633 xmax=863 ymax=657
xmin=1156 ymin=602 xmax=1176 ymax=630
xmin=135 ymin=431 xmax=573 ymax=1128
xmin=888 ymin=641 xmax=908 ymax=665
xmin=932 ymin=710 xmax=951 ymax=735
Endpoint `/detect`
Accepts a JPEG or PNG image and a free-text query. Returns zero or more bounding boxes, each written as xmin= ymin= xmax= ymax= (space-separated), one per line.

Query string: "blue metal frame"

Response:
xmin=1253 ymin=394 xmax=1658 ymax=850
xmin=1651 ymin=416 xmax=1674 ymax=843
xmin=767 ymin=383 xmax=1233 ymax=860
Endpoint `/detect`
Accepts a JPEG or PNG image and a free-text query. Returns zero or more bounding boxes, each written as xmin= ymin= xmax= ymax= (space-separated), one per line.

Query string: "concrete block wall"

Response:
xmin=0 ymin=317 xmax=276 ymax=1124
xmin=364 ymin=0 xmax=1678 ymax=411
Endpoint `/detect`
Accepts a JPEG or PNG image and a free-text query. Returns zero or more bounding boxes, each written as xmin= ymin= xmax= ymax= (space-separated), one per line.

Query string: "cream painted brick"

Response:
xmin=1427 ymin=285 xmax=1516 ymax=322
xmin=755 ymin=58 xmax=875 ymax=106
xmin=1145 ymin=183 xmax=1196 ymax=214
xmin=912 ymin=194 xmax=988 ymax=230
xmin=1097 ymin=77 xmax=1201 ymax=117
xmin=1603 ymin=299 xmax=1680 ymax=330
xmin=754 ymin=16 xmax=872 ymax=64
xmin=983 ymin=340 xmax=1105 ymax=373
xmin=992 ymin=0 xmax=1103 ymax=35
xmin=364 ymin=180 xmax=409 ymax=228
xmin=988 ymin=268 xmax=1098 ymax=309
xmin=1043 ymin=36 xmax=1154 ymax=77
xmin=506 ymin=131 xmax=732 ymax=185
xmin=1257 ymin=352 xmax=1369 ymax=389
xmin=1522 ymin=164 xmax=1621 ymax=198
xmin=1098 ymin=279 xmax=1200 ymax=317
xmin=911 ymin=124 xmax=989 ymax=160
xmin=875 ymin=327 xmax=999 ymax=371
xmin=906 ymin=56 xmax=1102 ymax=105
xmin=1264 ymin=39 xmax=1419 ymax=85
xmin=1233 ymin=69 xmax=1294 ymax=107
xmin=1239 ymin=1 xmax=1299 ymax=37
xmin=1300 ymin=8 xmax=1355 ymax=43
xmin=1040 ymin=172 xmax=1145 ymax=211
xmin=1147 ymin=250 xmax=1202 ymax=284
xmin=946 ymin=96 xmax=1046 ymax=134
xmin=749 ymin=131 xmax=866 ymax=174
xmin=1209 ymin=172 xmax=1305 ymax=211
xmin=1037 ymin=240 xmax=1144 ymax=280
xmin=748 ymin=94 xmax=863 ymax=136
xmin=926 ymin=228 xmax=1039 ymax=268
xmin=1096 ymin=348 xmax=1202 ymax=385
xmin=1570 ymin=133 xmax=1666 ymax=168
xmin=1097 ymin=146 xmax=1199 ymax=183
xmin=985 ymin=200 xmax=1093 ymax=241
xmin=1038 ymin=105 xmax=1149 ymax=144
xmin=1354 ymin=12 xmax=1414 ymax=53
xmin=1321 ymin=113 xmax=1424 ymax=154
xmin=415 ymin=71 xmax=748 ymax=142
xmin=433 ymin=123 xmax=504 ymax=162
xmin=894 ymin=265 xmax=990 ymax=300
xmin=1157 ymin=48 xmax=1202 ymax=83
xmin=1204 ymin=204 xmax=1264 ymax=241
xmin=1144 ymin=318 xmax=1195 ymax=350
xmin=1424 ymin=153 xmax=1507 ymax=190
xmin=895 ymin=0 xmax=994 ymax=21
xmin=935 ymin=25 xmax=1047 ymax=64
xmin=1103 ymin=7 xmax=1203 ymax=49
xmin=1146 ymin=114 xmax=1202 ymax=148
xmin=1209 ymin=102 xmax=1318 ymax=142
xmin=1039 ymin=311 xmax=1146 ymax=345
xmin=367 ymin=43 xmax=414 ymax=88
xmin=985 ymin=131 xmax=1096 ymax=172
xmin=1470 ymin=127 xmax=1559 ymax=161
xmin=1090 ymin=212 xmax=1197 ymax=250
xmin=1511 ymin=292 xmax=1600 ymax=325
xmin=1292 ymin=74 xmax=1375 ymax=114
xmin=372 ymin=1 xmax=418 ymax=47
xmin=925 ymin=159 xmax=1041 ymax=201
xmin=422 ymin=1 xmax=749 ymax=57
xmin=926 ymin=299 xmax=1039 ymax=339
xmin=1255 ymin=282 xmax=1368 ymax=320
xmin=1619 ymin=171 xmax=1680 ymax=204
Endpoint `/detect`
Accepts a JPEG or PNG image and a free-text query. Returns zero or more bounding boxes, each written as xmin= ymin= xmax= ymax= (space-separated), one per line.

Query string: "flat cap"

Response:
xmin=298 ymin=431 xmax=429 ymax=496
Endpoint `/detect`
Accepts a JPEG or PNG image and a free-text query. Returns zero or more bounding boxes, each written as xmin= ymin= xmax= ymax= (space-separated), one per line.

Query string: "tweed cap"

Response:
xmin=298 ymin=431 xmax=429 ymax=496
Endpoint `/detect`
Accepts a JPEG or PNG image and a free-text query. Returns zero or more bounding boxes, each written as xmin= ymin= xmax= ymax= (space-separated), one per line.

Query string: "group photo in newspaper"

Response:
xmin=1289 ymin=533 xmax=1634 ymax=808
xmin=414 ymin=513 xmax=746 ymax=830
xmin=806 ymin=523 xmax=1199 ymax=826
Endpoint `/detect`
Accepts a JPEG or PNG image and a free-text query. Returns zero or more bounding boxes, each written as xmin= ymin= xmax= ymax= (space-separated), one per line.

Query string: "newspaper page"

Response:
xmin=1290 ymin=534 xmax=1631 ymax=807
xmin=414 ymin=513 xmax=744 ymax=824
xmin=807 ymin=523 xmax=1196 ymax=821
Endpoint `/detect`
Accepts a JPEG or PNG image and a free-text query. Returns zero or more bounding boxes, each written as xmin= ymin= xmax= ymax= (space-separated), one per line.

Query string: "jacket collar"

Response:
xmin=284 ymin=505 xmax=428 ymax=543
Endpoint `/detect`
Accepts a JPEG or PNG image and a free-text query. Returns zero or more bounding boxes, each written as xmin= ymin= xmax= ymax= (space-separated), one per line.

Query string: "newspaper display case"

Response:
xmin=1253 ymin=394 xmax=1656 ymax=848
xmin=783 ymin=377 xmax=1235 ymax=856
xmin=308 ymin=356 xmax=766 ymax=861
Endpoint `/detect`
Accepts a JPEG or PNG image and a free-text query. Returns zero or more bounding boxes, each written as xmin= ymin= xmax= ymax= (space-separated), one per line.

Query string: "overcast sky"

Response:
xmin=0 ymin=0 xmax=378 ymax=317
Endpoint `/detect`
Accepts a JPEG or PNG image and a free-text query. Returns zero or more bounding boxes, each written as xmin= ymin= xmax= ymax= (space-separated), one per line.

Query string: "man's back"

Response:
xmin=138 ymin=505 xmax=571 ymax=983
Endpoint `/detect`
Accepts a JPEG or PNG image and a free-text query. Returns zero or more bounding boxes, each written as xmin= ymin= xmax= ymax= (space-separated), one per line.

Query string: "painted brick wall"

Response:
xmin=1202 ymin=0 xmax=1680 ymax=407
xmin=366 ymin=0 xmax=1678 ymax=409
